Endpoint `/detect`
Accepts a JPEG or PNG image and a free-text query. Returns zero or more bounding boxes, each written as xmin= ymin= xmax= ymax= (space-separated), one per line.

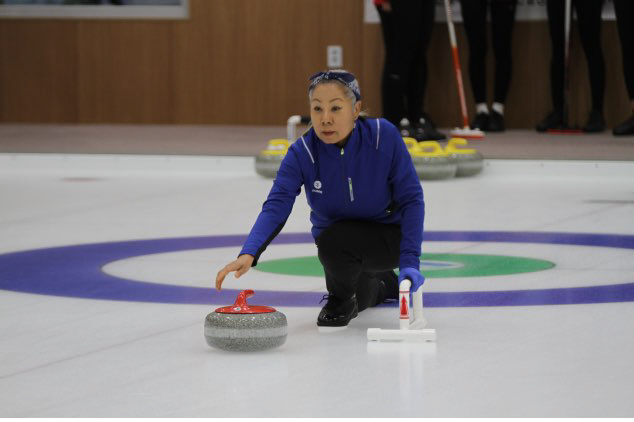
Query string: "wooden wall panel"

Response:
xmin=0 ymin=0 xmax=630 ymax=128
xmin=172 ymin=0 xmax=363 ymax=125
xmin=0 ymin=20 xmax=78 ymax=122
xmin=77 ymin=21 xmax=172 ymax=123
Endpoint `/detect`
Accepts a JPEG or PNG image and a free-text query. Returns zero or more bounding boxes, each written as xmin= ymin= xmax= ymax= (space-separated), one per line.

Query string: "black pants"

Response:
xmin=316 ymin=220 xmax=401 ymax=312
xmin=376 ymin=0 xmax=436 ymax=126
xmin=459 ymin=0 xmax=517 ymax=104
xmin=546 ymin=0 xmax=605 ymax=115
xmin=614 ymin=0 xmax=634 ymax=101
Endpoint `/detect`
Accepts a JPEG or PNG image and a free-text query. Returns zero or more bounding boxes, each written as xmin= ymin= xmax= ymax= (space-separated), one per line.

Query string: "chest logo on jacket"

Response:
xmin=312 ymin=180 xmax=323 ymax=194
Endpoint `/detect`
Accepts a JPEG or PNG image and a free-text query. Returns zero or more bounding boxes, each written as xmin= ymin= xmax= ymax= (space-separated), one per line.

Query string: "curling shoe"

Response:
xmin=583 ymin=110 xmax=605 ymax=133
xmin=470 ymin=112 xmax=489 ymax=131
xmin=488 ymin=110 xmax=505 ymax=132
xmin=536 ymin=111 xmax=564 ymax=132
xmin=414 ymin=116 xmax=446 ymax=141
xmin=317 ymin=294 xmax=358 ymax=327
xmin=613 ymin=115 xmax=634 ymax=136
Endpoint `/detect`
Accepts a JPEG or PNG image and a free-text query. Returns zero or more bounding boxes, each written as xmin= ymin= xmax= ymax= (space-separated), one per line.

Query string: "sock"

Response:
xmin=476 ymin=103 xmax=489 ymax=114
xmin=492 ymin=102 xmax=505 ymax=115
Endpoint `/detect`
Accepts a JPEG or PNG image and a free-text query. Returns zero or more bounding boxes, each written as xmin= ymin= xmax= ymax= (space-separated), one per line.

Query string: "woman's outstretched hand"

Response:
xmin=215 ymin=254 xmax=255 ymax=291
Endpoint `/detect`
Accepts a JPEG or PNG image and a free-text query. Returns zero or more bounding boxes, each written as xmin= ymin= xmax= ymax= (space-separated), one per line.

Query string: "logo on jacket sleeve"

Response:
xmin=312 ymin=180 xmax=323 ymax=194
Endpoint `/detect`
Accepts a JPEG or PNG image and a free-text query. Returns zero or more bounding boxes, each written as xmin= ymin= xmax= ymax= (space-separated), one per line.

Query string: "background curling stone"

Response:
xmin=445 ymin=137 xmax=484 ymax=177
xmin=205 ymin=290 xmax=287 ymax=352
xmin=254 ymin=139 xmax=289 ymax=178
xmin=405 ymin=138 xmax=457 ymax=180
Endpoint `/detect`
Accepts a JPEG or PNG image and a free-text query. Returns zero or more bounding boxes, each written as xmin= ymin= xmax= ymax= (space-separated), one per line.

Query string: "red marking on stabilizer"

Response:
xmin=400 ymin=296 xmax=409 ymax=319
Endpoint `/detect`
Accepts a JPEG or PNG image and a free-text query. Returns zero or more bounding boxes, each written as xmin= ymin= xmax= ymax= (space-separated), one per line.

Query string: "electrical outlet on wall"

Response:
xmin=327 ymin=45 xmax=343 ymax=68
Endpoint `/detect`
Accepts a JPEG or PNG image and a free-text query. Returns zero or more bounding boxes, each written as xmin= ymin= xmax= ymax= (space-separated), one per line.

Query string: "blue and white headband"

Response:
xmin=308 ymin=70 xmax=361 ymax=102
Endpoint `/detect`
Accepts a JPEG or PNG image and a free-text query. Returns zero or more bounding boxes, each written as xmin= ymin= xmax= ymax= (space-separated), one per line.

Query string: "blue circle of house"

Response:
xmin=1 ymin=231 xmax=634 ymax=307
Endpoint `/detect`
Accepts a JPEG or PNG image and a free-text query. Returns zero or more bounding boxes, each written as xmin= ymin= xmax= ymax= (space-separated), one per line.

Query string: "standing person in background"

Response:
xmin=536 ymin=0 xmax=606 ymax=133
xmin=375 ymin=0 xmax=446 ymax=141
xmin=612 ymin=0 xmax=634 ymax=136
xmin=459 ymin=0 xmax=517 ymax=132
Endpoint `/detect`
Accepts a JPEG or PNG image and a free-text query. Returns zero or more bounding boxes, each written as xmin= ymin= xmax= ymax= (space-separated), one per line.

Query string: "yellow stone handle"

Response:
xmin=402 ymin=137 xmax=418 ymax=152
xmin=445 ymin=137 xmax=477 ymax=154
xmin=260 ymin=139 xmax=289 ymax=155
xmin=414 ymin=141 xmax=448 ymax=157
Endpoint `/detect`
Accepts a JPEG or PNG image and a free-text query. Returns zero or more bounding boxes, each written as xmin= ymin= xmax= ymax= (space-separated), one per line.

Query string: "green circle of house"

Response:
xmin=254 ymin=253 xmax=555 ymax=278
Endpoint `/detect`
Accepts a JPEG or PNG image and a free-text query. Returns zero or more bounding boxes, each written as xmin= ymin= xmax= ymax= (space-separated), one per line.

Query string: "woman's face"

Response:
xmin=310 ymin=83 xmax=361 ymax=144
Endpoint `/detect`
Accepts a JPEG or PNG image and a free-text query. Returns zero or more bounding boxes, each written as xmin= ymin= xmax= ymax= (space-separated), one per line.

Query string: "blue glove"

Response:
xmin=398 ymin=267 xmax=425 ymax=293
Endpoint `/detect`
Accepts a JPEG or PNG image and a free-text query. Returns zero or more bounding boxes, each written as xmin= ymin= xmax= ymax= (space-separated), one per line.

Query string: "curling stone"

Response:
xmin=444 ymin=137 xmax=484 ymax=177
xmin=404 ymin=138 xmax=457 ymax=180
xmin=254 ymin=139 xmax=289 ymax=178
xmin=204 ymin=290 xmax=287 ymax=352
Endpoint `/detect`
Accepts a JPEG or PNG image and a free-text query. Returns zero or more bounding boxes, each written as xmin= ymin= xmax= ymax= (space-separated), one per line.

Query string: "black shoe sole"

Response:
xmin=316 ymin=307 xmax=358 ymax=327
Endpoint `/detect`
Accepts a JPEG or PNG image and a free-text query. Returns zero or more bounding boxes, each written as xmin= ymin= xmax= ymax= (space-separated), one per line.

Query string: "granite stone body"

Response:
xmin=412 ymin=156 xmax=458 ymax=180
xmin=254 ymin=153 xmax=284 ymax=178
xmin=450 ymin=151 xmax=484 ymax=177
xmin=204 ymin=310 xmax=287 ymax=352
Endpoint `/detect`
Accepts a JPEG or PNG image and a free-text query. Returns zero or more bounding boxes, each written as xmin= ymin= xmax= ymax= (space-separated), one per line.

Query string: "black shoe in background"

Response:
xmin=583 ymin=110 xmax=605 ymax=133
xmin=487 ymin=110 xmax=505 ymax=132
xmin=470 ymin=112 xmax=489 ymax=131
xmin=317 ymin=294 xmax=358 ymax=327
xmin=536 ymin=111 xmax=565 ymax=132
xmin=414 ymin=116 xmax=446 ymax=141
xmin=612 ymin=115 xmax=634 ymax=136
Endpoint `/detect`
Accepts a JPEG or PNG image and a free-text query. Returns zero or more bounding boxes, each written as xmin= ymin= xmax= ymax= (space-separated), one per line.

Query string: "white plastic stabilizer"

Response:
xmin=367 ymin=279 xmax=436 ymax=342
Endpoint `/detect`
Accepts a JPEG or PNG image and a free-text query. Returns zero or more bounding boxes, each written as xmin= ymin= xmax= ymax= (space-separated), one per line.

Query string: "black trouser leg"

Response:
xmin=317 ymin=220 xmax=401 ymax=312
xmin=546 ymin=0 xmax=566 ymax=115
xmin=614 ymin=0 xmax=634 ymax=102
xmin=378 ymin=0 xmax=435 ymax=125
xmin=460 ymin=0 xmax=488 ymax=104
xmin=377 ymin=5 xmax=405 ymax=125
xmin=546 ymin=0 xmax=605 ymax=115
xmin=491 ymin=0 xmax=517 ymax=104
xmin=575 ymin=0 xmax=605 ymax=113
xmin=407 ymin=0 xmax=435 ymax=122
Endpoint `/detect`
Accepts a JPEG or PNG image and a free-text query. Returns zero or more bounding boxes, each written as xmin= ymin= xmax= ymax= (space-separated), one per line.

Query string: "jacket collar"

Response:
xmin=312 ymin=122 xmax=359 ymax=157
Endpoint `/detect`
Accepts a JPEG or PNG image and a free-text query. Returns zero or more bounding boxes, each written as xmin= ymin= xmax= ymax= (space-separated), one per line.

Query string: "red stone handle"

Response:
xmin=233 ymin=289 xmax=255 ymax=309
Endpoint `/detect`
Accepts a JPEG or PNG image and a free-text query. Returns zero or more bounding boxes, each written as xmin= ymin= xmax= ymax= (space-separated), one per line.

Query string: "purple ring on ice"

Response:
xmin=0 ymin=231 xmax=633 ymax=307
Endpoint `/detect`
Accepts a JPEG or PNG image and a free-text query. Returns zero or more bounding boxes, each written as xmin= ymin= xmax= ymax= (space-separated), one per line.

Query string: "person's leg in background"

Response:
xmin=537 ymin=0 xmax=566 ymax=131
xmin=612 ymin=0 xmax=634 ymax=135
xmin=575 ymin=0 xmax=606 ymax=132
xmin=489 ymin=0 xmax=517 ymax=131
xmin=460 ymin=0 xmax=490 ymax=131
xmin=378 ymin=0 xmax=422 ymax=138
xmin=409 ymin=0 xmax=446 ymax=141
xmin=316 ymin=220 xmax=401 ymax=326
xmin=377 ymin=2 xmax=406 ymax=127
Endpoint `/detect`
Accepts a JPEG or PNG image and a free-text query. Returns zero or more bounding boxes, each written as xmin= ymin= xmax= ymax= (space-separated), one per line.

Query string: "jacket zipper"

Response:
xmin=341 ymin=148 xmax=354 ymax=202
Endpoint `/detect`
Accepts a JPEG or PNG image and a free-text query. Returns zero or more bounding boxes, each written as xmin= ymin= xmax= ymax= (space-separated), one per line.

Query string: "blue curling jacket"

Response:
xmin=240 ymin=117 xmax=424 ymax=271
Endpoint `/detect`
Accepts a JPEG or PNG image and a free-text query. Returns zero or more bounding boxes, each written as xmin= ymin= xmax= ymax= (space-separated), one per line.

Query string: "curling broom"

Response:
xmin=443 ymin=0 xmax=485 ymax=139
